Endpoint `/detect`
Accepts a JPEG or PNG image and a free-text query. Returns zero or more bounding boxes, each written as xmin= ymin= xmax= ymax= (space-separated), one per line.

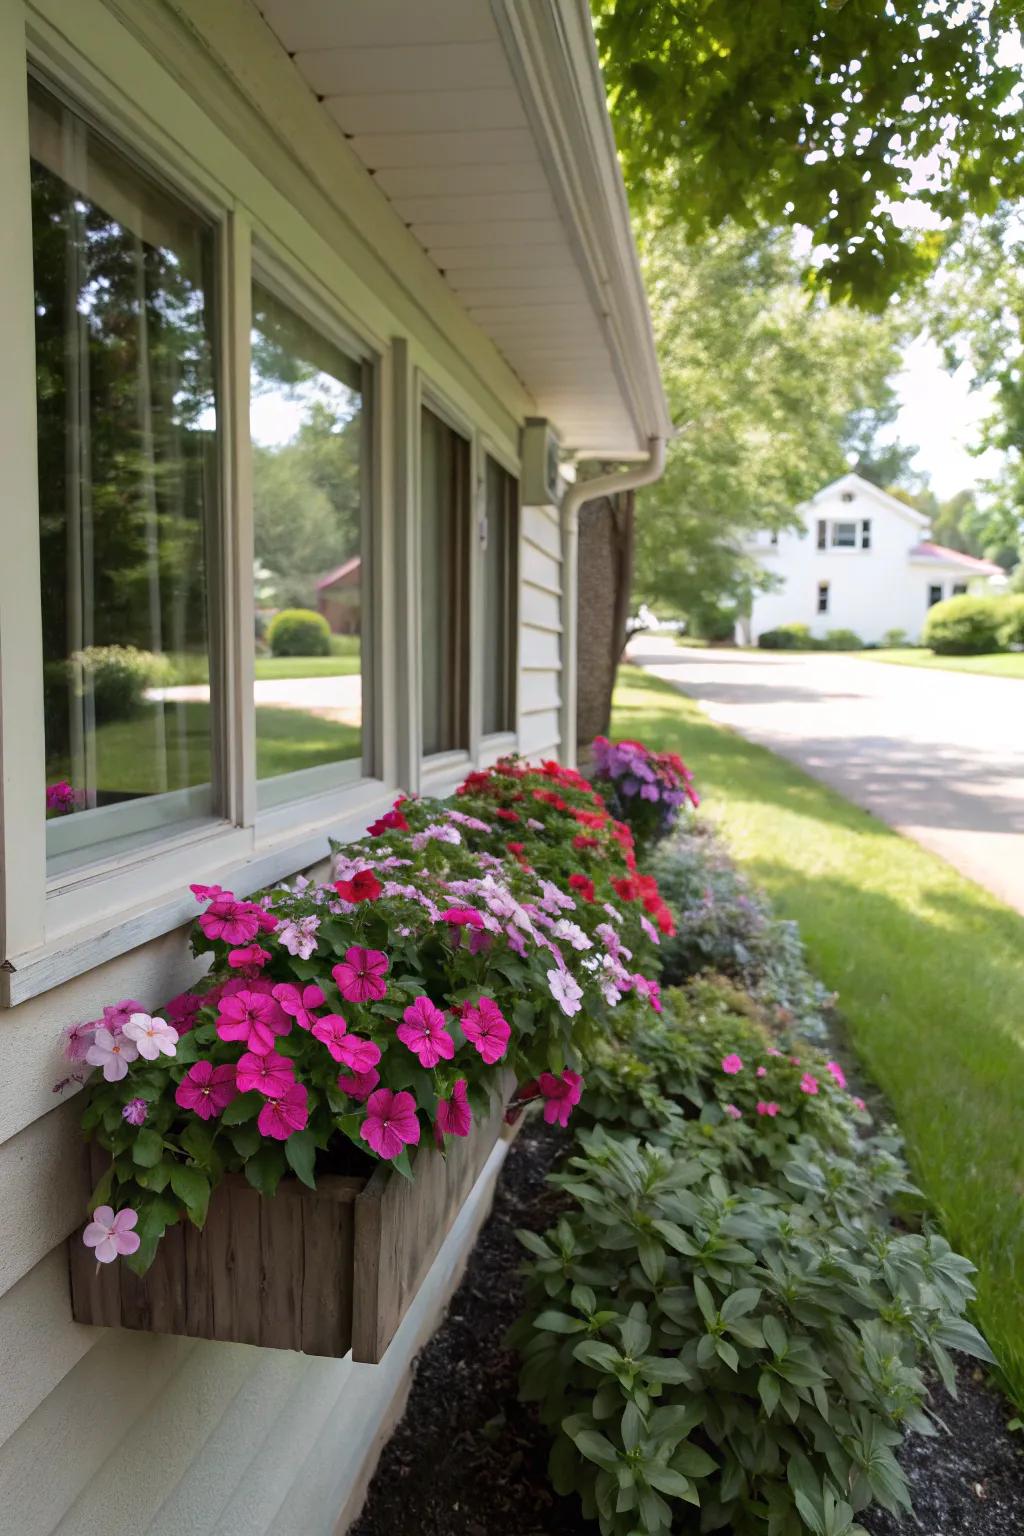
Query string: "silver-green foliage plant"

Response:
xmin=512 ymin=1130 xmax=993 ymax=1535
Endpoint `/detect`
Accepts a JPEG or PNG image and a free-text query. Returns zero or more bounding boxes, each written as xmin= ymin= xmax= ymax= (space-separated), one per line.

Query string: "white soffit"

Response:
xmin=253 ymin=0 xmax=669 ymax=457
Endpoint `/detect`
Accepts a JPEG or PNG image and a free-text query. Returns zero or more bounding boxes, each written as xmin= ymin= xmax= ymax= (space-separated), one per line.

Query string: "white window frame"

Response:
xmin=479 ymin=433 xmax=521 ymax=754
xmin=830 ymin=520 xmax=858 ymax=549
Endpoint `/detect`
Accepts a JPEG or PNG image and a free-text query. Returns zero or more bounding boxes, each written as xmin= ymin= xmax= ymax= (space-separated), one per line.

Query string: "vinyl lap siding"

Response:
xmin=517 ymin=503 xmax=564 ymax=759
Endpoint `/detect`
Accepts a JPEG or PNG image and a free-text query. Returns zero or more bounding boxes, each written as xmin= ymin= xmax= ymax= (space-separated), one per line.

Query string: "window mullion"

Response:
xmin=222 ymin=207 xmax=256 ymax=828
xmin=0 ymin=22 xmax=47 ymax=965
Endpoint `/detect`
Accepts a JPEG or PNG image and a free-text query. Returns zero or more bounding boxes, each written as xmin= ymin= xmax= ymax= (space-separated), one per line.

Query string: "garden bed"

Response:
xmin=353 ymin=1120 xmax=1024 ymax=1536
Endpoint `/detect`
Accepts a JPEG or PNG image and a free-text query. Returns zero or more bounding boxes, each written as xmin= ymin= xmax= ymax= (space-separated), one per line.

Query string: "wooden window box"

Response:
xmin=68 ymin=1081 xmax=511 ymax=1363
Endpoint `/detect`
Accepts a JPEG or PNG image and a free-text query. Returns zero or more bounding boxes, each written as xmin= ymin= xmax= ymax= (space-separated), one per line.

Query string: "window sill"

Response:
xmin=3 ymin=779 xmax=396 ymax=1007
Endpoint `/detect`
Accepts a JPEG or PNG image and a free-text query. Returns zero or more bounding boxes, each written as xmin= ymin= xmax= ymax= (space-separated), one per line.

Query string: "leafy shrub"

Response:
xmin=997 ymin=594 xmax=1024 ymax=649
xmin=758 ymin=623 xmax=811 ymax=651
xmin=512 ymin=1129 xmax=993 ymax=1536
xmin=923 ymin=595 xmax=1005 ymax=655
xmin=590 ymin=736 xmax=699 ymax=855
xmin=881 ymin=628 xmax=911 ymax=649
xmin=69 ymin=645 xmax=165 ymax=722
xmin=823 ymin=628 xmax=863 ymax=650
xmin=267 ymin=607 xmax=331 ymax=656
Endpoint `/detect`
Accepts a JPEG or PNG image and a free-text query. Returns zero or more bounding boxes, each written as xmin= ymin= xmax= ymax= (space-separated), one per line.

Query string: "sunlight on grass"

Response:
xmin=859 ymin=648 xmax=1024 ymax=679
xmin=254 ymin=655 xmax=360 ymax=680
xmin=613 ymin=662 xmax=1024 ymax=1401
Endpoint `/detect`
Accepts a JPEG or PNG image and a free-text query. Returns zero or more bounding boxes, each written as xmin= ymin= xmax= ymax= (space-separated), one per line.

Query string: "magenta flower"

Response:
xmin=235 ymin=1050 xmax=295 ymax=1098
xmin=216 ymin=989 xmax=290 ymax=1054
xmin=164 ymin=992 xmax=201 ymax=1032
xmin=190 ymin=882 xmax=225 ymax=902
xmin=46 ymin=780 xmax=77 ymax=814
xmin=175 ymin=1060 xmax=238 ymax=1120
xmin=85 ymin=1028 xmax=139 ymax=1082
xmin=799 ymin=1073 xmax=819 ymax=1096
xmin=461 ymin=998 xmax=511 ymax=1065
xmin=440 ymin=907 xmax=485 ymax=929
xmin=337 ymin=1066 xmax=380 ymax=1102
xmin=526 ymin=1070 xmax=584 ymax=1128
xmin=258 ymin=1081 xmax=309 ymax=1140
xmin=825 ymin=1060 xmax=847 ymax=1089
xmin=757 ymin=1101 xmax=780 ymax=1117
xmin=272 ymin=982 xmax=326 ymax=1032
xmin=199 ymin=896 xmax=261 ymax=946
xmin=82 ymin=1205 xmax=140 ymax=1263
xmin=227 ymin=943 xmax=271 ymax=970
xmin=311 ymin=1013 xmax=350 ymax=1062
xmin=335 ymin=1034 xmax=382 ymax=1074
xmin=852 ymin=1095 xmax=867 ymax=1113
xmin=721 ymin=1054 xmax=743 ymax=1076
xmin=756 ymin=1065 xmax=767 ymax=1078
xmin=102 ymin=999 xmax=146 ymax=1034
xmin=121 ymin=1098 xmax=148 ymax=1126
xmin=397 ymin=996 xmax=455 ymax=1068
xmin=333 ymin=946 xmax=389 ymax=1004
xmin=436 ymin=1079 xmax=472 ymax=1140
xmin=61 ymin=1019 xmax=98 ymax=1063
xmin=360 ymin=1088 xmax=421 ymax=1160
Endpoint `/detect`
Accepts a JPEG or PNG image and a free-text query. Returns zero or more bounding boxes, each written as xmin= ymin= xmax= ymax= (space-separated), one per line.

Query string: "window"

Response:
xmin=482 ymin=457 xmax=518 ymax=736
xmin=30 ymin=79 xmax=220 ymax=872
xmin=860 ymin=519 xmax=872 ymax=550
xmin=769 ymin=530 xmax=779 ymax=547
xmin=840 ymin=490 xmax=854 ymax=503
xmin=831 ymin=521 xmax=858 ymax=548
xmin=250 ymin=282 xmax=367 ymax=803
xmin=420 ymin=406 xmax=470 ymax=756
xmin=816 ymin=519 xmax=827 ymax=550
xmin=928 ymin=584 xmax=944 ymax=607
xmin=817 ymin=581 xmax=830 ymax=614
xmin=952 ymin=582 xmax=968 ymax=596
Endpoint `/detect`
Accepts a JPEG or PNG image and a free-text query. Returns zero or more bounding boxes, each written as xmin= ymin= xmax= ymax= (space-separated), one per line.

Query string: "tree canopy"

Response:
xmin=594 ymin=0 xmax=1023 ymax=307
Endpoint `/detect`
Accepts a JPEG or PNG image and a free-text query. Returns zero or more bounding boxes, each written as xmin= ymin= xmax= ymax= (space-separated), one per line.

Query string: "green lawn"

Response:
xmin=254 ymin=654 xmax=361 ymax=681
xmin=48 ymin=701 xmax=360 ymax=794
xmin=613 ymin=663 xmax=1024 ymax=1401
xmin=860 ymin=648 xmax=1024 ymax=679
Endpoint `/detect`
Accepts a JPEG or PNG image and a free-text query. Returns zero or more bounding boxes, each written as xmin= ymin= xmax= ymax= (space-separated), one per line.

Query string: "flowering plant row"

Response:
xmin=590 ymin=736 xmax=698 ymax=854
xmin=68 ymin=755 xmax=675 ymax=1273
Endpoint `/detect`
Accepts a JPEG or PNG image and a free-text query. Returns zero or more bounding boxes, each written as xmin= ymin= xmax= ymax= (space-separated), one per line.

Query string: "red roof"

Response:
xmin=315 ymin=556 xmax=361 ymax=590
xmin=909 ymin=542 xmax=1004 ymax=576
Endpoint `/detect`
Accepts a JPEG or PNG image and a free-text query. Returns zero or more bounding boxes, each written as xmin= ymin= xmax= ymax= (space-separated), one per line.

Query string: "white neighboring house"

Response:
xmin=738 ymin=472 xmax=1006 ymax=646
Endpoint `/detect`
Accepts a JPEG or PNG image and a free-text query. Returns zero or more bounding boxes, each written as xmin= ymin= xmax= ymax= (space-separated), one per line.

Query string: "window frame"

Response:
xmin=479 ymin=435 xmax=521 ymax=748
xmin=830 ymin=520 xmax=858 ymax=549
xmin=928 ymin=583 xmax=944 ymax=608
xmin=817 ymin=581 xmax=830 ymax=615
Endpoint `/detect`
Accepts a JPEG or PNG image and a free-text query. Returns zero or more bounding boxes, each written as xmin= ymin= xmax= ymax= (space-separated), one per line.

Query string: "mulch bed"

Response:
xmin=351 ymin=1119 xmax=1024 ymax=1536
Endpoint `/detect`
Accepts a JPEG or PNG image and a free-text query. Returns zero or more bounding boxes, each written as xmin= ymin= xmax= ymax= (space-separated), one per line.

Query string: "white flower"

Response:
xmin=602 ymin=902 xmax=623 ymax=925
xmin=539 ymin=879 xmax=576 ymax=913
xmin=278 ymin=915 xmax=320 ymax=960
xmin=85 ymin=1027 xmax=139 ymax=1082
xmin=552 ymin=919 xmax=592 ymax=952
xmin=547 ymin=967 xmax=583 ymax=1017
xmin=122 ymin=1013 xmax=178 ymax=1062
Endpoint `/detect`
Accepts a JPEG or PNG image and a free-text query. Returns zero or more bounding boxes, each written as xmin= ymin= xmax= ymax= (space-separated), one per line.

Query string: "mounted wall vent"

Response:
xmin=521 ymin=418 xmax=562 ymax=505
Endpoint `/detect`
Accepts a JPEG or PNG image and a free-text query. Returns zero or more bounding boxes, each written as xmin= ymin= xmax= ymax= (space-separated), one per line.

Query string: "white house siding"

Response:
xmin=746 ymin=476 xmax=988 ymax=646
xmin=0 ymin=0 xmax=593 ymax=1529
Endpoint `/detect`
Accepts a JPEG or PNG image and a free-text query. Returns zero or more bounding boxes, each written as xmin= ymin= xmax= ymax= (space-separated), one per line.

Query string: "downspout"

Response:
xmin=558 ymin=435 xmax=667 ymax=767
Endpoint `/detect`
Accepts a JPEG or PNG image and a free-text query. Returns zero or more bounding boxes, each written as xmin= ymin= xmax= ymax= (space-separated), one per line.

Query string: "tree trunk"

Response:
xmin=575 ymin=487 xmax=635 ymax=757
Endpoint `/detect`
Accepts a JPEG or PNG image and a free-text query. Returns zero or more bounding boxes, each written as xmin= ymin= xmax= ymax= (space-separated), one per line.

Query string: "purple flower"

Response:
xmin=121 ymin=1098 xmax=148 ymax=1126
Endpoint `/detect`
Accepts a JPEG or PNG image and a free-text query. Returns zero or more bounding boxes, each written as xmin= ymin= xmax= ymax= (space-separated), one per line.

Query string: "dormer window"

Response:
xmin=841 ymin=490 xmax=855 ymax=503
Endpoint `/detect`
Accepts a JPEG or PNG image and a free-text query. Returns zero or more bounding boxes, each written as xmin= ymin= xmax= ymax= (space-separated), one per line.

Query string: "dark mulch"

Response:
xmin=352 ymin=1120 xmax=1024 ymax=1536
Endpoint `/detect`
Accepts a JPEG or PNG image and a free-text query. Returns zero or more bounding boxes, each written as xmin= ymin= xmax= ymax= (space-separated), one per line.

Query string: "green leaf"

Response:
xmin=131 ymin=1128 xmax=164 ymax=1168
xmin=535 ymin=1310 xmax=587 ymax=1335
xmin=221 ymin=1091 xmax=263 ymax=1125
xmin=645 ymin=1467 xmax=694 ymax=1498
xmin=229 ymin=1124 xmax=263 ymax=1160
xmin=671 ymin=1442 xmax=718 ymax=1478
xmin=135 ymin=1160 xmax=172 ymax=1193
xmin=169 ymin=1163 xmax=211 ymax=1226
xmin=245 ymin=1143 xmax=287 ymax=1196
xmin=87 ymin=1164 xmax=114 ymax=1212
xmin=762 ymin=1314 xmax=788 ymax=1356
xmin=568 ymin=1429 xmax=619 ymax=1472
xmin=284 ymin=1130 xmax=317 ymax=1190
xmin=759 ymin=1372 xmax=781 ymax=1416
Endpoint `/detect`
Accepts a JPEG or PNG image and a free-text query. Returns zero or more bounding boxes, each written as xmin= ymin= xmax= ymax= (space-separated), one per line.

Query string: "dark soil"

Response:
xmin=352 ymin=1120 xmax=1024 ymax=1536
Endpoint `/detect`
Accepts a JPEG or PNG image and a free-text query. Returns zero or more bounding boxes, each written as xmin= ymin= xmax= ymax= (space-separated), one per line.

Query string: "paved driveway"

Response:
xmin=630 ymin=637 xmax=1024 ymax=914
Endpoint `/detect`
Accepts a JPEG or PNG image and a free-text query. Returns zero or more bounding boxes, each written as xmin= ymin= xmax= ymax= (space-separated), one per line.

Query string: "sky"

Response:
xmin=886 ymin=336 xmax=1003 ymax=499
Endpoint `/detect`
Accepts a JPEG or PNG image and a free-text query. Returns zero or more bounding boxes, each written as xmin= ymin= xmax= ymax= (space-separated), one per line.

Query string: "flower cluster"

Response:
xmin=45 ymin=780 xmax=77 ymax=815
xmin=68 ymin=755 xmax=670 ymax=1272
xmin=590 ymin=735 xmax=698 ymax=853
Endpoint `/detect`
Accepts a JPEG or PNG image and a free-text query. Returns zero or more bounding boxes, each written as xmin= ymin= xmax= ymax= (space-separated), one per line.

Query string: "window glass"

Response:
xmin=817 ymin=581 xmax=830 ymax=614
xmin=952 ymin=582 xmax=968 ymax=596
xmin=861 ymin=519 xmax=872 ymax=549
xmin=250 ymin=283 xmax=366 ymax=796
xmin=30 ymin=80 xmax=219 ymax=869
xmin=482 ymin=457 xmax=518 ymax=736
xmin=420 ymin=406 xmax=470 ymax=757
xmin=831 ymin=521 xmax=857 ymax=547
xmin=928 ymin=584 xmax=943 ymax=607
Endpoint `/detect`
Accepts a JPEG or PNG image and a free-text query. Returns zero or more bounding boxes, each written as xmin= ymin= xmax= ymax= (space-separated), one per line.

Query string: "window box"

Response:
xmin=69 ymin=1073 xmax=512 ymax=1362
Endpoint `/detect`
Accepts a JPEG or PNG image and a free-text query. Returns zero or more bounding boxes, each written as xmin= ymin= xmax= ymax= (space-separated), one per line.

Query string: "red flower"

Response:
xmin=572 ymin=834 xmax=600 ymax=851
xmin=506 ymin=841 xmax=525 ymax=855
xmin=568 ymin=873 xmax=596 ymax=904
xmin=496 ymin=808 xmax=520 ymax=823
xmin=612 ymin=875 xmax=640 ymax=902
xmin=367 ymin=807 xmax=409 ymax=837
xmin=572 ymin=808 xmax=608 ymax=829
xmin=334 ymin=868 xmax=382 ymax=903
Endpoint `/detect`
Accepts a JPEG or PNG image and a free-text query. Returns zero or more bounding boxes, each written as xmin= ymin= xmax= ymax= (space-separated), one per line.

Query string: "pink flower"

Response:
xmin=102 ymin=999 xmax=146 ymax=1034
xmin=336 ymin=1034 xmax=382 ymax=1074
xmin=199 ymin=896 xmax=262 ymax=946
xmin=277 ymin=916 xmax=321 ymax=960
xmin=336 ymin=1066 xmax=380 ymax=1102
xmin=311 ymin=1013 xmax=350 ymax=1061
xmin=190 ymin=883 xmax=225 ymax=902
xmin=825 ymin=1060 xmax=847 ymax=1089
xmin=756 ymin=1066 xmax=767 ymax=1078
xmin=333 ymin=946 xmax=389 ymax=1003
xmin=536 ymin=1070 xmax=584 ymax=1127
xmin=852 ymin=1096 xmax=867 ymax=1113
xmin=61 ymin=1020 xmax=98 ymax=1063
xmin=85 ymin=1028 xmax=139 ymax=1082
xmin=82 ymin=1205 xmax=140 ymax=1263
xmin=121 ymin=1098 xmax=148 ymax=1126
xmin=723 ymin=1103 xmax=742 ymax=1120
xmin=721 ymin=1054 xmax=743 ymax=1076
xmin=398 ymin=996 xmax=455 ymax=1068
xmin=440 ymin=907 xmax=485 ymax=929
xmin=228 ymin=943 xmax=271 ymax=970
xmin=757 ymin=1101 xmax=780 ymax=1117
xmin=46 ymin=780 xmax=76 ymax=814
xmin=273 ymin=982 xmax=325 ymax=1031
xmin=216 ymin=989 xmax=290 ymax=1054
xmin=461 ymin=998 xmax=511 ymax=1064
xmin=258 ymin=1081 xmax=309 ymax=1139
xmin=175 ymin=1060 xmax=238 ymax=1120
xmin=360 ymin=1088 xmax=421 ymax=1160
xmin=436 ymin=1079 xmax=472 ymax=1140
xmin=547 ymin=968 xmax=583 ymax=1017
xmin=164 ymin=992 xmax=201 ymax=1031
xmin=235 ymin=1050 xmax=295 ymax=1098
xmin=799 ymin=1073 xmax=819 ymax=1096
xmin=123 ymin=1012 xmax=178 ymax=1061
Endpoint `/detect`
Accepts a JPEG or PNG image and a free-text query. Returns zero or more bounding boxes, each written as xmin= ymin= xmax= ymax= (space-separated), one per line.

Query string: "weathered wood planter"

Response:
xmin=69 ymin=1082 xmax=511 ymax=1363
